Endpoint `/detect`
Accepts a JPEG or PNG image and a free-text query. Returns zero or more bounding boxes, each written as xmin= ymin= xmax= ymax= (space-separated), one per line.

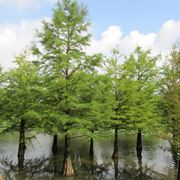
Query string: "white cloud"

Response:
xmin=120 ymin=31 xmax=156 ymax=53
xmin=0 ymin=19 xmax=180 ymax=68
xmin=0 ymin=0 xmax=56 ymax=10
xmin=87 ymin=26 xmax=123 ymax=54
xmin=0 ymin=19 xmax=43 ymax=68
xmin=87 ymin=20 xmax=180 ymax=58
xmin=154 ymin=20 xmax=180 ymax=51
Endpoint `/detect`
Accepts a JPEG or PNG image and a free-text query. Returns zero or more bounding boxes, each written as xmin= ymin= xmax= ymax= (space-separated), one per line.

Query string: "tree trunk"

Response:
xmin=113 ymin=157 xmax=119 ymax=179
xmin=52 ymin=135 xmax=58 ymax=174
xmin=136 ymin=129 xmax=142 ymax=160
xmin=52 ymin=134 xmax=58 ymax=155
xmin=63 ymin=134 xmax=74 ymax=177
xmin=89 ymin=130 xmax=95 ymax=177
xmin=89 ymin=137 xmax=94 ymax=160
xmin=112 ymin=125 xmax=118 ymax=159
xmin=177 ymin=159 xmax=180 ymax=180
xmin=89 ymin=130 xmax=94 ymax=160
xmin=137 ymin=151 xmax=143 ymax=175
xmin=171 ymin=142 xmax=178 ymax=167
xmin=18 ymin=119 xmax=26 ymax=170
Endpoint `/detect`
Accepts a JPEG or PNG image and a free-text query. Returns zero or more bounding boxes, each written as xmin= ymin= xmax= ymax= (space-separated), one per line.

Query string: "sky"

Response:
xmin=0 ymin=0 xmax=180 ymax=68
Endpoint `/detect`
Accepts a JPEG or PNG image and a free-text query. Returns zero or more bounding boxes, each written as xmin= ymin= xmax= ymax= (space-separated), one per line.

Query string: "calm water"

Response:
xmin=0 ymin=133 xmax=178 ymax=180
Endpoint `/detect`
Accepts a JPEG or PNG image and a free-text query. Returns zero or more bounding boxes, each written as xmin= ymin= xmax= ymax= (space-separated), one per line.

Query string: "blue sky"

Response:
xmin=0 ymin=0 xmax=180 ymax=68
xmin=1 ymin=0 xmax=180 ymax=36
xmin=84 ymin=0 xmax=180 ymax=37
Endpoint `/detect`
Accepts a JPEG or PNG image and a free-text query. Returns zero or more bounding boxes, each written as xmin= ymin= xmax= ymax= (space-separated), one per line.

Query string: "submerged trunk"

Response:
xmin=112 ymin=125 xmax=118 ymax=159
xmin=89 ymin=130 xmax=94 ymax=160
xmin=52 ymin=134 xmax=58 ymax=155
xmin=89 ymin=130 xmax=95 ymax=177
xmin=171 ymin=136 xmax=179 ymax=167
xmin=178 ymin=160 xmax=180 ymax=180
xmin=53 ymin=154 xmax=58 ymax=174
xmin=52 ymin=135 xmax=58 ymax=174
xmin=137 ymin=151 xmax=143 ymax=175
xmin=90 ymin=158 xmax=94 ymax=177
xmin=18 ymin=119 xmax=26 ymax=170
xmin=89 ymin=137 xmax=94 ymax=159
xmin=63 ymin=134 xmax=74 ymax=177
xmin=136 ymin=129 xmax=142 ymax=159
xmin=171 ymin=143 xmax=179 ymax=167
xmin=113 ymin=157 xmax=119 ymax=179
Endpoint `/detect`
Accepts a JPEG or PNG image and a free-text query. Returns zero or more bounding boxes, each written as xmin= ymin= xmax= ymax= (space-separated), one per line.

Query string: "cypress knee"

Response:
xmin=63 ymin=134 xmax=74 ymax=177
xmin=112 ymin=125 xmax=118 ymax=159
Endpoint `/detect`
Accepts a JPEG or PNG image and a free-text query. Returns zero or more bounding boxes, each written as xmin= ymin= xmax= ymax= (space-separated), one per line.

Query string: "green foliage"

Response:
xmin=160 ymin=46 xmax=180 ymax=152
xmin=103 ymin=49 xmax=123 ymax=128
xmin=121 ymin=47 xmax=161 ymax=132
xmin=0 ymin=67 xmax=7 ymax=133
xmin=31 ymin=0 xmax=110 ymax=136
xmin=0 ymin=0 xmax=177 ymax=141
xmin=32 ymin=0 xmax=91 ymax=77
xmin=0 ymin=53 xmax=42 ymax=133
xmin=105 ymin=47 xmax=162 ymax=133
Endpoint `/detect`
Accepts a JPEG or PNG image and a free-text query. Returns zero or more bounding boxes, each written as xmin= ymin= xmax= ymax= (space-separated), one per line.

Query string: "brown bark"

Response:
xmin=18 ymin=119 xmax=26 ymax=170
xmin=63 ymin=134 xmax=74 ymax=177
xmin=63 ymin=158 xmax=74 ymax=177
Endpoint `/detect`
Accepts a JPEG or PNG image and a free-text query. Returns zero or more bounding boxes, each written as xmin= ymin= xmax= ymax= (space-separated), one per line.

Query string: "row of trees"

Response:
xmin=0 ymin=0 xmax=179 ymax=177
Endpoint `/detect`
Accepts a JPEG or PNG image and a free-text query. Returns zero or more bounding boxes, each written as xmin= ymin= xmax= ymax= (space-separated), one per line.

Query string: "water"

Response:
xmin=0 ymin=133 xmax=178 ymax=180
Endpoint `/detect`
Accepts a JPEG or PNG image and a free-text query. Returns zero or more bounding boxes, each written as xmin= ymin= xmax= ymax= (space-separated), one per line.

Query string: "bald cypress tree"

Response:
xmin=104 ymin=49 xmax=122 ymax=159
xmin=160 ymin=46 xmax=180 ymax=164
xmin=1 ymin=54 xmax=41 ymax=170
xmin=32 ymin=0 xmax=101 ymax=176
xmin=120 ymin=47 xmax=161 ymax=156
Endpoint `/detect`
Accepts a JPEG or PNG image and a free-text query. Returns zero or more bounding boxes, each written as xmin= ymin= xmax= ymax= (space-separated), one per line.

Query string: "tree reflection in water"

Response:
xmin=0 ymin=157 xmax=54 ymax=179
xmin=0 ymin=155 xmax=177 ymax=180
xmin=0 ymin=134 xmax=178 ymax=179
xmin=113 ymin=157 xmax=119 ymax=179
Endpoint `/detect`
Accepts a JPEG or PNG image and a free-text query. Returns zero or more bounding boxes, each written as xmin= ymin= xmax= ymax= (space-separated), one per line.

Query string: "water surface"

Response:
xmin=0 ymin=133 xmax=178 ymax=179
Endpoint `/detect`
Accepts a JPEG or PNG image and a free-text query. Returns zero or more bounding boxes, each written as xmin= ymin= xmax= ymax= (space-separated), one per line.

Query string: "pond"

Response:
xmin=0 ymin=133 xmax=179 ymax=180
